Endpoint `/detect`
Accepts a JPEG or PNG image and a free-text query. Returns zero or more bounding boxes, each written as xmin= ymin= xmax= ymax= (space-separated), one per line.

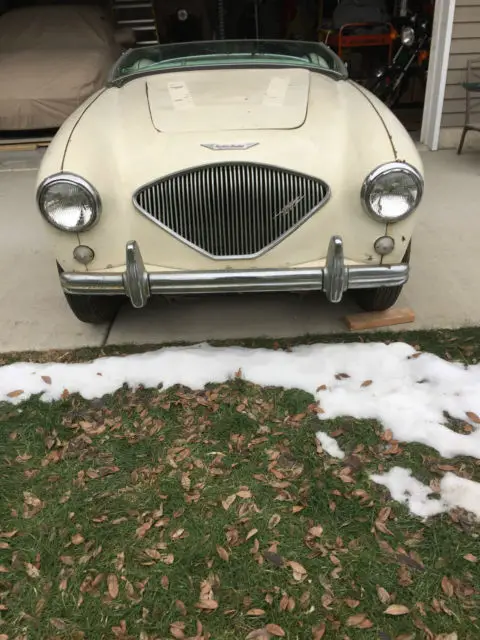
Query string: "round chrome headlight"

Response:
xmin=361 ymin=162 xmax=423 ymax=223
xmin=37 ymin=174 xmax=101 ymax=232
xmin=401 ymin=26 xmax=415 ymax=46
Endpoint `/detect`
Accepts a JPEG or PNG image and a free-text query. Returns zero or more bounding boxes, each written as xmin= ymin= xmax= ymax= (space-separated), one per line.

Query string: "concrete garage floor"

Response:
xmin=1 ymin=147 xmax=479 ymax=353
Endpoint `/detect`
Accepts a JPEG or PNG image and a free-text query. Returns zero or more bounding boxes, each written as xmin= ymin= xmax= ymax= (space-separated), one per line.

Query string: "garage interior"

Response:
xmin=0 ymin=0 xmax=435 ymax=143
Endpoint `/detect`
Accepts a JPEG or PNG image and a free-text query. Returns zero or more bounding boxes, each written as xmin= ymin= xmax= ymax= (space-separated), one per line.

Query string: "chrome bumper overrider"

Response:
xmin=60 ymin=236 xmax=409 ymax=309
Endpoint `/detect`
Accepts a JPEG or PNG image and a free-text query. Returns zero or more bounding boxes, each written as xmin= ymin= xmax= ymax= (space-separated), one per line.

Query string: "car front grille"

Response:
xmin=133 ymin=163 xmax=330 ymax=259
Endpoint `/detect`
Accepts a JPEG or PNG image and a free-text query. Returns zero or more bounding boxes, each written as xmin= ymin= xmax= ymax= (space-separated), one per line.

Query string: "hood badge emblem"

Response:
xmin=274 ymin=195 xmax=305 ymax=219
xmin=201 ymin=142 xmax=259 ymax=151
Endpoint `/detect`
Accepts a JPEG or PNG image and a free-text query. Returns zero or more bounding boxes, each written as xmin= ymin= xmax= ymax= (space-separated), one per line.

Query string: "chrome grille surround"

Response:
xmin=133 ymin=162 xmax=330 ymax=259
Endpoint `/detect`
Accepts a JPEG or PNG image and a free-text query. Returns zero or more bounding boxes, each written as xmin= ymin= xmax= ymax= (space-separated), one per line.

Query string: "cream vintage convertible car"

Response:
xmin=36 ymin=39 xmax=424 ymax=324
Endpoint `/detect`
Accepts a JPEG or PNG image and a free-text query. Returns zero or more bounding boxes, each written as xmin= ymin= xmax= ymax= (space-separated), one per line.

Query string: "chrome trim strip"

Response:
xmin=132 ymin=162 xmax=331 ymax=260
xmin=60 ymin=237 xmax=409 ymax=307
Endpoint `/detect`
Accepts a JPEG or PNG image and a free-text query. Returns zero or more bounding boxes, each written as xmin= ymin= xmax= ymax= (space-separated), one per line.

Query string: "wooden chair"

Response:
xmin=457 ymin=57 xmax=480 ymax=155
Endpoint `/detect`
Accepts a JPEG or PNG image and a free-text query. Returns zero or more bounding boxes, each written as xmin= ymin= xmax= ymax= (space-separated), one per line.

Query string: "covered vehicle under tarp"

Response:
xmin=0 ymin=3 xmax=121 ymax=131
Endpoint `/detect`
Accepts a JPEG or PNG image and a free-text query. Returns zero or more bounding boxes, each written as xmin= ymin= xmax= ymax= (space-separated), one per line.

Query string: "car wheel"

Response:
xmin=57 ymin=262 xmax=122 ymax=324
xmin=353 ymin=242 xmax=411 ymax=312
xmin=63 ymin=292 xmax=122 ymax=324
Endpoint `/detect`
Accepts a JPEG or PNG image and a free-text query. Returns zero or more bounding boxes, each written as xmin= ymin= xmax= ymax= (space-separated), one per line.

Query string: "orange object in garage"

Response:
xmin=320 ymin=21 xmax=396 ymax=64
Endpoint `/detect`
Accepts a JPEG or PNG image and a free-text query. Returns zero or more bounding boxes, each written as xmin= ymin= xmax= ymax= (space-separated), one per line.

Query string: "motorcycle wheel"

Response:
xmin=384 ymin=84 xmax=403 ymax=109
xmin=369 ymin=77 xmax=390 ymax=102
xmin=370 ymin=76 xmax=404 ymax=110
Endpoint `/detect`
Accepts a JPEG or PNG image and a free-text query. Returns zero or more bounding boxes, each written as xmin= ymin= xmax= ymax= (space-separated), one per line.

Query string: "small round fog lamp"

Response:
xmin=73 ymin=245 xmax=95 ymax=265
xmin=374 ymin=236 xmax=395 ymax=256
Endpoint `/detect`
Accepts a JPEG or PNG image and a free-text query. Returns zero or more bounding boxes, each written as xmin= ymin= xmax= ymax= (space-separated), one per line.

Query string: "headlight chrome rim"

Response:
xmin=36 ymin=173 xmax=101 ymax=232
xmin=361 ymin=161 xmax=423 ymax=223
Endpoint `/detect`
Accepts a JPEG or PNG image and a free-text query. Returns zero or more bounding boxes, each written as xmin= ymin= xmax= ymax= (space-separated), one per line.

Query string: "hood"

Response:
xmin=144 ymin=67 xmax=310 ymax=132
xmin=61 ymin=72 xmax=406 ymax=200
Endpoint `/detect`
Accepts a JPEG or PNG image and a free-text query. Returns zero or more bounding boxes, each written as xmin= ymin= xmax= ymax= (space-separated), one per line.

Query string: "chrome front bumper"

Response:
xmin=60 ymin=236 xmax=409 ymax=309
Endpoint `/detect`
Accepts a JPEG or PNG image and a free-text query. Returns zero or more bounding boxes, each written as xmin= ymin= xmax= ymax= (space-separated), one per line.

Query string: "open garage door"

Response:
xmin=0 ymin=0 xmax=441 ymax=144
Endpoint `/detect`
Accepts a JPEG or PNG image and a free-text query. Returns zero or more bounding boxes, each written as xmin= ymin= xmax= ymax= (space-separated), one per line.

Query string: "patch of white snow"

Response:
xmin=440 ymin=472 xmax=480 ymax=520
xmin=1 ymin=342 xmax=480 ymax=462
xmin=370 ymin=466 xmax=448 ymax=518
xmin=371 ymin=466 xmax=480 ymax=521
xmin=315 ymin=431 xmax=345 ymax=459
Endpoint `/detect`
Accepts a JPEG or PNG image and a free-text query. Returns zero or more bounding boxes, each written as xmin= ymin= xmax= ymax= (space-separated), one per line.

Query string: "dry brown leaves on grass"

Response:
xmin=463 ymin=553 xmax=477 ymax=563
xmin=107 ymin=574 xmax=119 ymax=599
xmin=216 ymin=545 xmax=229 ymax=562
xmin=376 ymin=585 xmax=391 ymax=604
xmin=22 ymin=492 xmax=44 ymax=519
xmin=308 ymin=525 xmax=323 ymax=537
xmin=245 ymin=623 xmax=286 ymax=639
xmin=3 ymin=377 xmax=480 ymax=640
xmin=265 ymin=624 xmax=286 ymax=637
xmin=222 ymin=494 xmax=237 ymax=510
xmin=71 ymin=533 xmax=84 ymax=545
xmin=311 ymin=623 xmax=326 ymax=639
xmin=286 ymin=560 xmax=308 ymax=582
xmin=346 ymin=613 xmax=374 ymax=629
xmin=384 ymin=604 xmax=410 ymax=615
xmin=24 ymin=562 xmax=40 ymax=579
xmin=0 ymin=531 xmax=17 ymax=539
xmin=195 ymin=575 xmax=219 ymax=611
xmin=374 ymin=506 xmax=394 ymax=536
xmin=441 ymin=576 xmax=454 ymax=598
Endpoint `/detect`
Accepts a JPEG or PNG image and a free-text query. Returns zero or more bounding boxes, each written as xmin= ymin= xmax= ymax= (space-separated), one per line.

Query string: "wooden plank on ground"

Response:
xmin=345 ymin=307 xmax=415 ymax=331
xmin=0 ymin=137 xmax=52 ymax=150
xmin=0 ymin=143 xmax=39 ymax=151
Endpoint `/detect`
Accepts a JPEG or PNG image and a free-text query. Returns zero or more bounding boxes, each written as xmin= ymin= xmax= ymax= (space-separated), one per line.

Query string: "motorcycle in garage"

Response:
xmin=368 ymin=12 xmax=431 ymax=109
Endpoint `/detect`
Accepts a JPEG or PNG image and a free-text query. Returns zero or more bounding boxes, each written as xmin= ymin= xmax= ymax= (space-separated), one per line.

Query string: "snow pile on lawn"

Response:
xmin=370 ymin=466 xmax=480 ymax=520
xmin=1 ymin=340 xmax=480 ymax=519
xmin=316 ymin=431 xmax=345 ymax=460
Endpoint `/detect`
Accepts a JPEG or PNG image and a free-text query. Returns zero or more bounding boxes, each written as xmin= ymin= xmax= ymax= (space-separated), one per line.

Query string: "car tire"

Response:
xmin=353 ymin=242 xmax=411 ymax=312
xmin=63 ymin=292 xmax=122 ymax=324
xmin=57 ymin=262 xmax=122 ymax=324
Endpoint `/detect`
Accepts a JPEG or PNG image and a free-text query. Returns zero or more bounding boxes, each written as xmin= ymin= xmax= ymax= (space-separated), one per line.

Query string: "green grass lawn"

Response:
xmin=0 ymin=329 xmax=479 ymax=640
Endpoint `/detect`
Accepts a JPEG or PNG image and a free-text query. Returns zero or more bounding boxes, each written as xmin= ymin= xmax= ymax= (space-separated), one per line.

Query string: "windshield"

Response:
xmin=109 ymin=39 xmax=348 ymax=84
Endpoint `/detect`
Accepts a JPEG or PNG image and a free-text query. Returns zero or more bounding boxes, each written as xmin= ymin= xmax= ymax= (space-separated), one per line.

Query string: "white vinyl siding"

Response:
xmin=441 ymin=0 xmax=480 ymax=127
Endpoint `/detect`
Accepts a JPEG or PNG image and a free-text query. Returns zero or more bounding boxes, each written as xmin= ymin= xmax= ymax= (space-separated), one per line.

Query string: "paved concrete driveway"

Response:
xmin=1 ymin=148 xmax=479 ymax=353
